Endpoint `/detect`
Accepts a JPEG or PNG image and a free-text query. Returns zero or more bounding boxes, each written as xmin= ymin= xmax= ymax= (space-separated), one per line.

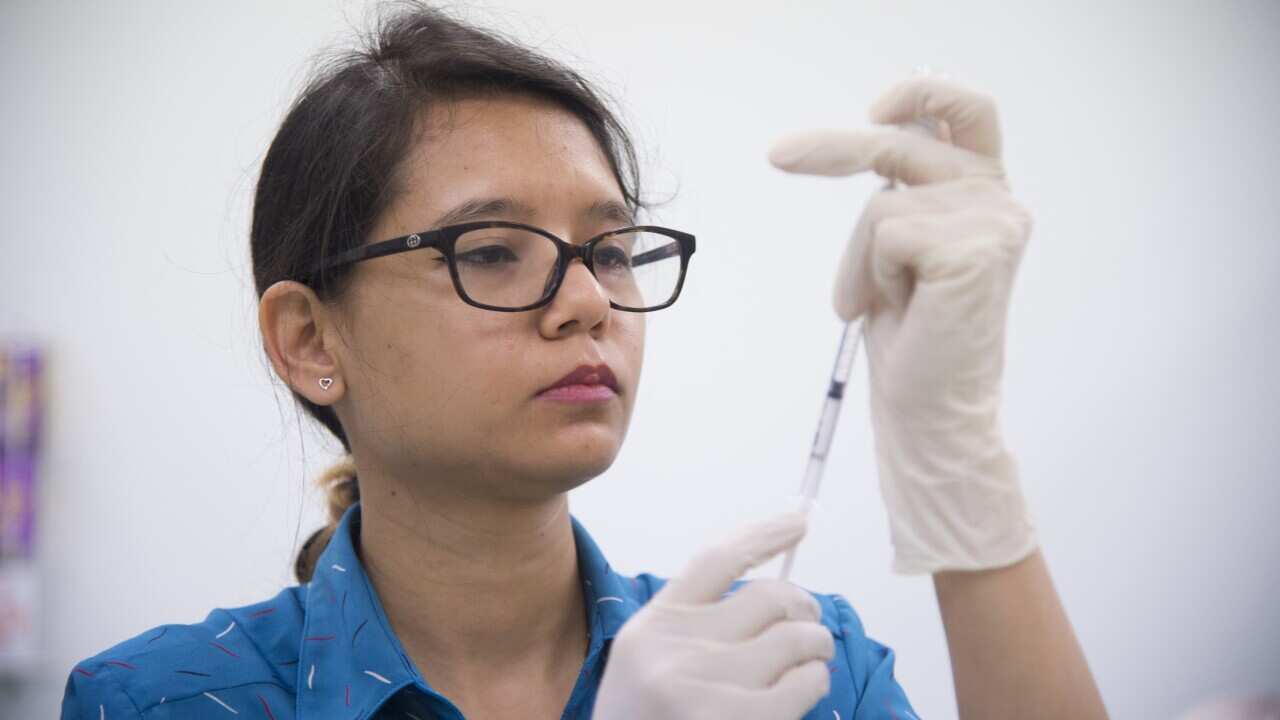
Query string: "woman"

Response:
xmin=61 ymin=2 xmax=1107 ymax=718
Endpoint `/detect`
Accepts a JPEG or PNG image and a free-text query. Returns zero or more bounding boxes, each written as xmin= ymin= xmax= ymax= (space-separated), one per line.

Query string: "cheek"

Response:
xmin=622 ymin=313 xmax=645 ymax=360
xmin=345 ymin=286 xmax=488 ymax=427
xmin=614 ymin=313 xmax=646 ymax=395
xmin=418 ymin=311 xmax=534 ymax=419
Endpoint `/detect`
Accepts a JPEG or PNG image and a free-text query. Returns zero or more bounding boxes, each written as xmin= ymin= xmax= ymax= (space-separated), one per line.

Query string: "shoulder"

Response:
xmin=61 ymin=586 xmax=306 ymax=719
xmin=806 ymin=590 xmax=920 ymax=719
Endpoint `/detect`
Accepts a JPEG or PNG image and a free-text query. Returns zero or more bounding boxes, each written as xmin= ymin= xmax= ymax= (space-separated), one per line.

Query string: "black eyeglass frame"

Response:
xmin=302 ymin=220 xmax=696 ymax=313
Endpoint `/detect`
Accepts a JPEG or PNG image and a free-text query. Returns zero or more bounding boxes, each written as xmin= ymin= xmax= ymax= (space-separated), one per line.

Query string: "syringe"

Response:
xmin=777 ymin=315 xmax=866 ymax=581
xmin=777 ymin=114 xmax=943 ymax=582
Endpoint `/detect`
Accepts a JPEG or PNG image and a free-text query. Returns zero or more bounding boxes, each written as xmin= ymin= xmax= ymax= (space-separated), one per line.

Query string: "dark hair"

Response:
xmin=249 ymin=1 xmax=652 ymax=582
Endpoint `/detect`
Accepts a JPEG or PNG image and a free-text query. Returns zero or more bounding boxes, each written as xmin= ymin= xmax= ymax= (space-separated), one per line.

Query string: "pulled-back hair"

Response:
xmin=249 ymin=1 xmax=649 ymax=582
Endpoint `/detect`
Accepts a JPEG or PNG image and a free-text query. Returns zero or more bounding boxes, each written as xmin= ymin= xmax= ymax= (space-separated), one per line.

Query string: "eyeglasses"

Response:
xmin=302 ymin=220 xmax=696 ymax=313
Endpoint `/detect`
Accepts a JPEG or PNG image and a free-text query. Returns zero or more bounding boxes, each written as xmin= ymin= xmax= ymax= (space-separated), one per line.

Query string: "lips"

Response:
xmin=539 ymin=363 xmax=619 ymax=395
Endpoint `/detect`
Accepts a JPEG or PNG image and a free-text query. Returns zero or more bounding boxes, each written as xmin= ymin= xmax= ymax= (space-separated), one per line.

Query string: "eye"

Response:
xmin=457 ymin=245 xmax=518 ymax=265
xmin=595 ymin=246 xmax=632 ymax=269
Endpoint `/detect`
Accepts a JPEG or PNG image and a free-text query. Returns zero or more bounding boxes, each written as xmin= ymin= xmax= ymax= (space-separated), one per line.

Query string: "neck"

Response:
xmin=355 ymin=475 xmax=589 ymax=697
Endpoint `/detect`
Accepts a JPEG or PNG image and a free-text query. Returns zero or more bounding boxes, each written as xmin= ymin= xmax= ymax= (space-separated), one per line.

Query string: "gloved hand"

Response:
xmin=765 ymin=75 xmax=1039 ymax=574
xmin=593 ymin=510 xmax=835 ymax=719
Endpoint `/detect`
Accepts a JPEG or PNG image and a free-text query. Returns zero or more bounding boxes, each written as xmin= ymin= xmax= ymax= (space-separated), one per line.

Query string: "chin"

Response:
xmin=500 ymin=413 xmax=630 ymax=494
xmin=522 ymin=443 xmax=621 ymax=496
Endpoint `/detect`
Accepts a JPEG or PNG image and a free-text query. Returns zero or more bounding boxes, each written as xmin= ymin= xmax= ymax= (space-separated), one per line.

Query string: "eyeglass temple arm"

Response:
xmin=631 ymin=241 xmax=682 ymax=268
xmin=306 ymin=232 xmax=442 ymax=277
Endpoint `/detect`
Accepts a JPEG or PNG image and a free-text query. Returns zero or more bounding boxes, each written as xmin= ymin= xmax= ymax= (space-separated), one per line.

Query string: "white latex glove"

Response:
xmin=593 ymin=510 xmax=835 ymax=719
xmin=766 ymin=75 xmax=1039 ymax=574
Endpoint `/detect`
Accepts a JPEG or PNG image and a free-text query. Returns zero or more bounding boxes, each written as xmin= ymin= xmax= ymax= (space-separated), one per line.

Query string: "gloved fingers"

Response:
xmin=705 ymin=578 xmax=821 ymax=642
xmin=656 ymin=510 xmax=808 ymax=606
xmin=868 ymin=75 xmax=1003 ymax=160
xmin=692 ymin=619 xmax=835 ymax=688
xmin=664 ymin=672 xmax=828 ymax=720
xmin=831 ymin=209 xmax=876 ymax=323
xmin=874 ymin=207 xmax=1031 ymax=295
xmin=631 ymin=579 xmax=819 ymax=653
xmin=750 ymin=659 xmax=833 ymax=719
xmin=767 ymin=126 xmax=1003 ymax=187
xmin=863 ymin=175 xmax=1014 ymax=221
xmin=830 ymin=177 xmax=1006 ymax=322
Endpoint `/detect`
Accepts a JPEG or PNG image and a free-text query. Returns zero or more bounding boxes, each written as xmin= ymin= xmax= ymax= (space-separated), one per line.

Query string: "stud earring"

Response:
xmin=318 ymin=377 xmax=334 ymax=391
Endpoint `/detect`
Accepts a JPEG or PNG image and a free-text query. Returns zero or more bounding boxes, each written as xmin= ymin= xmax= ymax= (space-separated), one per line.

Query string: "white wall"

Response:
xmin=2 ymin=0 xmax=1277 ymax=717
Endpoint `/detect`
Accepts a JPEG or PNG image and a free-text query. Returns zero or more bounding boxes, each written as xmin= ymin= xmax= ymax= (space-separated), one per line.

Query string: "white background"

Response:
xmin=2 ymin=1 xmax=1278 ymax=717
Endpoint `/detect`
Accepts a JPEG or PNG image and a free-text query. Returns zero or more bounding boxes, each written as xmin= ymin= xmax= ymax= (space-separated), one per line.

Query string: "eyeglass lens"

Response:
xmin=452 ymin=227 xmax=682 ymax=310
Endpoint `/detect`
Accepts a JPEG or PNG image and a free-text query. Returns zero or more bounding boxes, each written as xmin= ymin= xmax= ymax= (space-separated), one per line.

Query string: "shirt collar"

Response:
xmin=297 ymin=502 xmax=642 ymax=719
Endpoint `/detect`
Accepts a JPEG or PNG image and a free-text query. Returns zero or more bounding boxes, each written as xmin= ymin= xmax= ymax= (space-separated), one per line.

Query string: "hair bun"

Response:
xmin=296 ymin=454 xmax=361 ymax=583
xmin=315 ymin=454 xmax=360 ymax=525
xmin=316 ymin=454 xmax=358 ymax=488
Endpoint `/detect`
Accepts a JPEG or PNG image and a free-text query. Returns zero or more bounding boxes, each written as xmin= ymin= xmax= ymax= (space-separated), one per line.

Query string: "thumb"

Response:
xmin=656 ymin=510 xmax=809 ymax=607
xmin=832 ymin=210 xmax=877 ymax=323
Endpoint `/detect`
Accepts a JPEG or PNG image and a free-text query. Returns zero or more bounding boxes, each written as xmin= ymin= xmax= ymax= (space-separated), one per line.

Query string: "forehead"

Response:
xmin=391 ymin=94 xmax=625 ymax=225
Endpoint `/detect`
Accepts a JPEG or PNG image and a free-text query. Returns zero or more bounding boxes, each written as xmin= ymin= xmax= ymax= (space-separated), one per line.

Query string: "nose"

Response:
xmin=539 ymin=258 xmax=611 ymax=336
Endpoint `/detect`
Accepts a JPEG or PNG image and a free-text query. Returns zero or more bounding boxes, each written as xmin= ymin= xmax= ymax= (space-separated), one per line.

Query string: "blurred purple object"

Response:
xmin=0 ymin=345 xmax=44 ymax=560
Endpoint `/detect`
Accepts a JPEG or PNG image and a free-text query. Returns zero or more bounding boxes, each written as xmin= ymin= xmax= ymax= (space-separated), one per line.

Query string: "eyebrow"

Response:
xmin=429 ymin=196 xmax=636 ymax=230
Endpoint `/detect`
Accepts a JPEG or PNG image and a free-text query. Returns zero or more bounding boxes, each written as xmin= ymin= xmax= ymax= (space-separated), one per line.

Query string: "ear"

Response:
xmin=258 ymin=280 xmax=344 ymax=405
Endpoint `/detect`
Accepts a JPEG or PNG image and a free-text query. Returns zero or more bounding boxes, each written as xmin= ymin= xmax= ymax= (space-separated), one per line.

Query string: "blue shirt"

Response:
xmin=62 ymin=503 xmax=918 ymax=719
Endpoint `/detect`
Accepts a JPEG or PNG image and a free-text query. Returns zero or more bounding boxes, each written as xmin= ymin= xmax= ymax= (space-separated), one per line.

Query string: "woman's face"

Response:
xmin=330 ymin=93 xmax=644 ymax=502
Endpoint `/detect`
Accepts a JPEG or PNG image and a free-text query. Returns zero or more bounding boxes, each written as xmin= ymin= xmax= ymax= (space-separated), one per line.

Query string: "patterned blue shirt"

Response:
xmin=61 ymin=503 xmax=918 ymax=719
